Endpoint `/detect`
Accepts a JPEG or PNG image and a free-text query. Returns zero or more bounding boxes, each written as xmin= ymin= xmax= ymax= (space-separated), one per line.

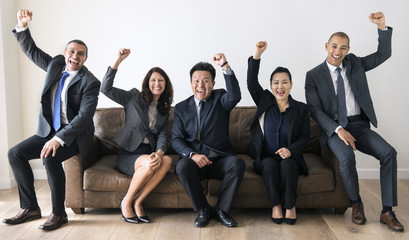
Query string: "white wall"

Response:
xmin=0 ymin=0 xmax=22 ymax=188
xmin=1 ymin=0 xmax=408 ymax=186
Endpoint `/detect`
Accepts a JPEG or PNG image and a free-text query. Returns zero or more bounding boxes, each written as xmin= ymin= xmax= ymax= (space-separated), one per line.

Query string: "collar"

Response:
xmin=272 ymin=94 xmax=296 ymax=109
xmin=194 ymin=97 xmax=207 ymax=107
xmin=326 ymin=60 xmax=344 ymax=73
xmin=63 ymin=68 xmax=79 ymax=78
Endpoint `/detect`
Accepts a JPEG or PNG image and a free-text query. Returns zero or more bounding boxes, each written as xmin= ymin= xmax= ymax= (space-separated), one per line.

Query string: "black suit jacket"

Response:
xmin=13 ymin=28 xmax=100 ymax=157
xmin=305 ymin=27 xmax=392 ymax=145
xmin=172 ymin=72 xmax=241 ymax=158
xmin=247 ymin=57 xmax=310 ymax=175
xmin=101 ymin=67 xmax=169 ymax=153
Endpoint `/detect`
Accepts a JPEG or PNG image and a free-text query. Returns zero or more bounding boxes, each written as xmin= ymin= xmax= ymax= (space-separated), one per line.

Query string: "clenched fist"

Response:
xmin=17 ymin=9 xmax=33 ymax=28
xmin=254 ymin=41 xmax=268 ymax=60
xmin=369 ymin=12 xmax=386 ymax=30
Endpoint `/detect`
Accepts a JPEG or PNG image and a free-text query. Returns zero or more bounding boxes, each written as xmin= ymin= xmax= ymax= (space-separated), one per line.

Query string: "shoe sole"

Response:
xmin=3 ymin=214 xmax=41 ymax=225
xmin=39 ymin=218 xmax=68 ymax=231
xmin=380 ymin=220 xmax=404 ymax=232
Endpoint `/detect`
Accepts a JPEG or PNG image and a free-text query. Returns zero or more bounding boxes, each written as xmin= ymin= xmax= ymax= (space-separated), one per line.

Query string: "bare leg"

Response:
xmin=272 ymin=204 xmax=283 ymax=218
xmin=121 ymin=155 xmax=155 ymax=218
xmin=285 ymin=207 xmax=296 ymax=219
xmin=133 ymin=155 xmax=173 ymax=216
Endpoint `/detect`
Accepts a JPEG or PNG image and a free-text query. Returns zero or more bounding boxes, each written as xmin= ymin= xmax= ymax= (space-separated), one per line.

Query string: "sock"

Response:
xmin=382 ymin=206 xmax=392 ymax=214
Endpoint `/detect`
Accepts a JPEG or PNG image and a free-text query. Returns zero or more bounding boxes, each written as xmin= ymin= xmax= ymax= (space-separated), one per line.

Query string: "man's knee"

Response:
xmin=175 ymin=158 xmax=195 ymax=177
xmin=226 ymin=156 xmax=246 ymax=175
xmin=8 ymin=145 xmax=22 ymax=166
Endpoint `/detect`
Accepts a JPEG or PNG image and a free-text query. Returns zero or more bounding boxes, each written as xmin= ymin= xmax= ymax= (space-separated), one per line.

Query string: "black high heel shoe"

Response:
xmin=120 ymin=201 xmax=139 ymax=224
xmin=137 ymin=215 xmax=150 ymax=223
xmin=272 ymin=217 xmax=284 ymax=224
xmin=284 ymin=218 xmax=297 ymax=225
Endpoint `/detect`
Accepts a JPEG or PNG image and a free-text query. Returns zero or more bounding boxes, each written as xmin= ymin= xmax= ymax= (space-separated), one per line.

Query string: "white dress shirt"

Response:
xmin=326 ymin=62 xmax=361 ymax=133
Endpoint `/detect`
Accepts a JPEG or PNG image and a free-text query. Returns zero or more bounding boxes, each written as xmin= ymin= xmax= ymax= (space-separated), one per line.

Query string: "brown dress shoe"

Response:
xmin=380 ymin=211 xmax=404 ymax=232
xmin=3 ymin=208 xmax=41 ymax=225
xmin=38 ymin=212 xmax=68 ymax=231
xmin=351 ymin=202 xmax=366 ymax=225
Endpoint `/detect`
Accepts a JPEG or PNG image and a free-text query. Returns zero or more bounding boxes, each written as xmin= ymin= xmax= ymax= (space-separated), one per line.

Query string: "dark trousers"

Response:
xmin=254 ymin=156 xmax=300 ymax=209
xmin=327 ymin=118 xmax=397 ymax=206
xmin=8 ymin=134 xmax=79 ymax=215
xmin=175 ymin=155 xmax=245 ymax=213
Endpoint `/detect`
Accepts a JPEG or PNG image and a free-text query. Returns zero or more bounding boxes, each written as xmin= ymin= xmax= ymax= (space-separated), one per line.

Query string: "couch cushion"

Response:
xmin=84 ymin=154 xmax=199 ymax=194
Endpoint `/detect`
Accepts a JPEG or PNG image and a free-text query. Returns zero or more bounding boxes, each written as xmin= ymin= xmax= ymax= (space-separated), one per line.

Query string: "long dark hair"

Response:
xmin=141 ymin=67 xmax=173 ymax=114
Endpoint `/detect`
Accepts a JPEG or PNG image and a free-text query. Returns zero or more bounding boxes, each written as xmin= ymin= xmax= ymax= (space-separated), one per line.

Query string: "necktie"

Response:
xmin=336 ymin=67 xmax=348 ymax=127
xmin=53 ymin=72 xmax=70 ymax=131
xmin=199 ymin=100 xmax=205 ymax=126
xmin=197 ymin=101 xmax=205 ymax=140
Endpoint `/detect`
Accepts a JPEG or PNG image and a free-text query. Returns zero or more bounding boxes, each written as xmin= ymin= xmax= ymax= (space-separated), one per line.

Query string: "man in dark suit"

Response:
xmin=3 ymin=9 xmax=100 ymax=231
xmin=172 ymin=54 xmax=245 ymax=228
xmin=305 ymin=12 xmax=403 ymax=232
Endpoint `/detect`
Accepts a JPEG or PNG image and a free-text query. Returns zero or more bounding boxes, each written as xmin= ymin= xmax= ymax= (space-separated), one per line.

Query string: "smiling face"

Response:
xmin=325 ymin=35 xmax=350 ymax=67
xmin=270 ymin=72 xmax=292 ymax=101
xmin=191 ymin=70 xmax=215 ymax=101
xmin=149 ymin=72 xmax=166 ymax=101
xmin=64 ymin=42 xmax=87 ymax=71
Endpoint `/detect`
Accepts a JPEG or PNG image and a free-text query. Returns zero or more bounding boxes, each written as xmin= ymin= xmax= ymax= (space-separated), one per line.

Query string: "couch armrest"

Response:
xmin=65 ymin=136 xmax=100 ymax=209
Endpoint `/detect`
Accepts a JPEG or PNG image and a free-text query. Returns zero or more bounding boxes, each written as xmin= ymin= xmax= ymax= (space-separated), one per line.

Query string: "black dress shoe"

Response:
xmin=137 ymin=215 xmax=150 ymax=223
xmin=39 ymin=212 xmax=68 ymax=231
xmin=272 ymin=217 xmax=284 ymax=224
xmin=120 ymin=201 xmax=139 ymax=224
xmin=214 ymin=209 xmax=237 ymax=227
xmin=194 ymin=208 xmax=211 ymax=227
xmin=3 ymin=208 xmax=41 ymax=225
xmin=284 ymin=218 xmax=297 ymax=225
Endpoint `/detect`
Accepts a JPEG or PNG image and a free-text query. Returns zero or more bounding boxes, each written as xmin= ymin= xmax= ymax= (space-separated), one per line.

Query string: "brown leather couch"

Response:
xmin=65 ymin=106 xmax=351 ymax=214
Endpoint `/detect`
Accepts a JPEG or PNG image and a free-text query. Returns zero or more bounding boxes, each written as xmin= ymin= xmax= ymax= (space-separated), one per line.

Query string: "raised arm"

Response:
xmin=13 ymin=9 xmax=52 ymax=71
xmin=361 ymin=12 xmax=392 ymax=71
xmin=100 ymin=48 xmax=134 ymax=106
xmin=213 ymin=53 xmax=241 ymax=111
xmin=247 ymin=41 xmax=268 ymax=105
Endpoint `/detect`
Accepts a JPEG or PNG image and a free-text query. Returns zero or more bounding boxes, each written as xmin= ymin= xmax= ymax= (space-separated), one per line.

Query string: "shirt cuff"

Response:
xmin=52 ymin=136 xmax=65 ymax=147
xmin=335 ymin=126 xmax=342 ymax=134
xmin=223 ymin=67 xmax=233 ymax=75
xmin=188 ymin=152 xmax=196 ymax=159
xmin=15 ymin=24 xmax=28 ymax=33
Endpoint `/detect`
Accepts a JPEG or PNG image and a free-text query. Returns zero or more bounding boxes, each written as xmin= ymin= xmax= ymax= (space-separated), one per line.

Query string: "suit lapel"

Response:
xmin=320 ymin=61 xmax=336 ymax=97
xmin=287 ymin=105 xmax=296 ymax=144
xmin=188 ymin=98 xmax=199 ymax=137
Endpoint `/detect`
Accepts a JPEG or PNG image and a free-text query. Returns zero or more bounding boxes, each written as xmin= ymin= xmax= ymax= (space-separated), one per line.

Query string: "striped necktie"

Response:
xmin=53 ymin=72 xmax=70 ymax=131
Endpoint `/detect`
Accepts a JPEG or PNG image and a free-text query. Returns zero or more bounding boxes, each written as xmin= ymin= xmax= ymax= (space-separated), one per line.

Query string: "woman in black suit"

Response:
xmin=101 ymin=49 xmax=173 ymax=224
xmin=247 ymin=41 xmax=310 ymax=225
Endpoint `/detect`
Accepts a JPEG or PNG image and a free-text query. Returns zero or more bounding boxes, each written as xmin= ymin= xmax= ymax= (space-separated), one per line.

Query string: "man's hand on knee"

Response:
xmin=337 ymin=128 xmax=356 ymax=150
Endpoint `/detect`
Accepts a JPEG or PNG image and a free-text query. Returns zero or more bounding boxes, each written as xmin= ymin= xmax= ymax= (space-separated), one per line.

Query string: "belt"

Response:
xmin=347 ymin=115 xmax=362 ymax=122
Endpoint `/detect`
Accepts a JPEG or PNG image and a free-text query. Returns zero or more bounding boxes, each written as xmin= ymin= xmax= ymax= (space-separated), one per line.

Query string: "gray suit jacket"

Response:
xmin=305 ymin=27 xmax=392 ymax=144
xmin=13 ymin=28 xmax=100 ymax=157
xmin=101 ymin=67 xmax=169 ymax=153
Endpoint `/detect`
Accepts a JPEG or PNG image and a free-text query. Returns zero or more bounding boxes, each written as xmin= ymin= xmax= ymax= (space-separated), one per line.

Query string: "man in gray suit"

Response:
xmin=305 ymin=12 xmax=403 ymax=232
xmin=3 ymin=9 xmax=100 ymax=231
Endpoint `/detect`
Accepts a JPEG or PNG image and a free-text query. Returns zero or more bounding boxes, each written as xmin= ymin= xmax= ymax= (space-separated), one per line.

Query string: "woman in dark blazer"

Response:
xmin=247 ymin=41 xmax=310 ymax=225
xmin=101 ymin=49 xmax=173 ymax=224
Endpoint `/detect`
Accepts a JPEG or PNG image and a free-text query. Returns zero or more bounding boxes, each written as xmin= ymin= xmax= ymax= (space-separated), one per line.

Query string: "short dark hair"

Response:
xmin=270 ymin=66 xmax=292 ymax=83
xmin=328 ymin=32 xmax=350 ymax=46
xmin=66 ymin=39 xmax=88 ymax=55
xmin=189 ymin=62 xmax=216 ymax=82
xmin=141 ymin=67 xmax=174 ymax=114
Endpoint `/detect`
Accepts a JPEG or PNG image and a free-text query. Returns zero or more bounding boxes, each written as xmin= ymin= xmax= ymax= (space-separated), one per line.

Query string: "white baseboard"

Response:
xmin=0 ymin=177 xmax=16 ymax=189
xmin=357 ymin=168 xmax=409 ymax=179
